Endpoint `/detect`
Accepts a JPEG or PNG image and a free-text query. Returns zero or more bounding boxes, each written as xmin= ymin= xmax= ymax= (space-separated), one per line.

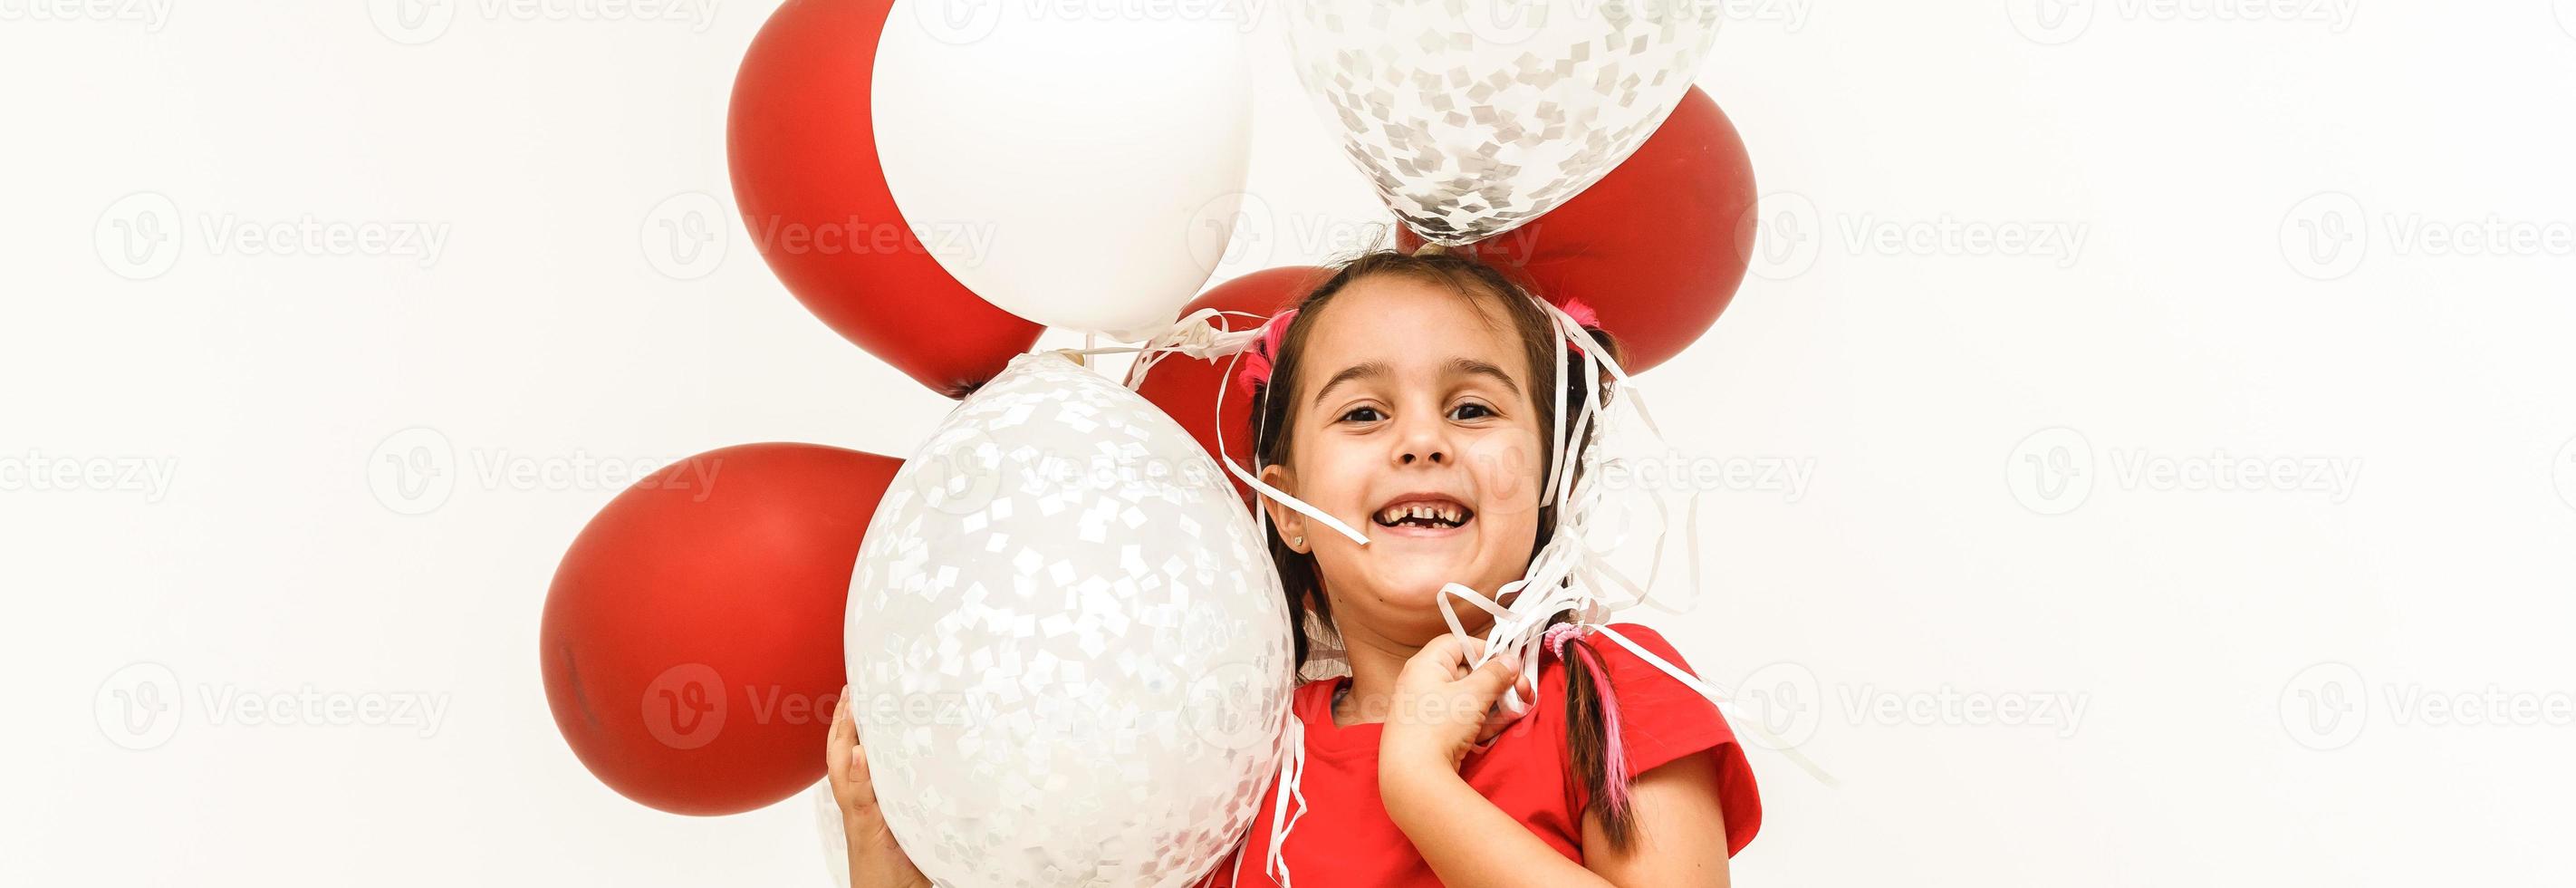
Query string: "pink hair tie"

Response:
xmin=1235 ymin=307 xmax=1300 ymax=391
xmin=1542 ymin=621 xmax=1586 ymax=656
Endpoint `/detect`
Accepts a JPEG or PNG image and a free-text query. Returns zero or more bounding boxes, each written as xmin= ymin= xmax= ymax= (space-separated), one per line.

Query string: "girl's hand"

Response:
xmin=828 ymin=687 xmax=931 ymax=888
xmin=1379 ymin=634 xmax=1531 ymax=774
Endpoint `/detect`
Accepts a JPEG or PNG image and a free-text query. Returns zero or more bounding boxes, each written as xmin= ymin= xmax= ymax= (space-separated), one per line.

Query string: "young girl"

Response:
xmin=828 ymin=249 xmax=1762 ymax=887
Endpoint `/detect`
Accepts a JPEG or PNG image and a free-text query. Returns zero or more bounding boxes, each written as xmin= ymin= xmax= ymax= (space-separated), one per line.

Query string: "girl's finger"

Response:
xmin=826 ymin=686 xmax=855 ymax=787
xmin=1464 ymin=653 xmax=1520 ymax=705
xmin=1470 ymin=657 xmax=1526 ymax=743
xmin=831 ymin=687 xmax=854 ymax=743
xmin=1476 ymin=693 xmax=1522 ymax=743
xmin=852 ymin=739 xmax=872 ymax=786
xmin=1419 ymin=632 xmax=1466 ymax=665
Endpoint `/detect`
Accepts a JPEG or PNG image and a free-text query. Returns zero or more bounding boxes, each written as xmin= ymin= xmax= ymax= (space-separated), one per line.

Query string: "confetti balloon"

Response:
xmin=846 ymin=351 xmax=1293 ymax=888
xmin=1283 ymin=0 xmax=1724 ymax=246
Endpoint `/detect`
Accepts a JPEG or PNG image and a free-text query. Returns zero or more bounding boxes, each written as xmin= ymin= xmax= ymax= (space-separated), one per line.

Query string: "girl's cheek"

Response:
xmin=1318 ymin=444 xmax=1377 ymax=510
xmin=1463 ymin=434 xmax=1543 ymax=520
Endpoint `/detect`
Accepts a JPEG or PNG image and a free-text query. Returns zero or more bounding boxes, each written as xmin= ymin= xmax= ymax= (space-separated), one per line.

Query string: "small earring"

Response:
xmin=1293 ymin=535 xmax=1304 ymax=546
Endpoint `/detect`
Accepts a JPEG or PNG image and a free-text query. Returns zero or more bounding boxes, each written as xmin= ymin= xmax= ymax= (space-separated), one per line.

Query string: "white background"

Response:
xmin=7 ymin=0 xmax=2575 ymax=884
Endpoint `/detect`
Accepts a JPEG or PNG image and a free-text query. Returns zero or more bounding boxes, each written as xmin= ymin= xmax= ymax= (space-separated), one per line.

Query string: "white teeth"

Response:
xmin=1376 ymin=502 xmax=1467 ymax=526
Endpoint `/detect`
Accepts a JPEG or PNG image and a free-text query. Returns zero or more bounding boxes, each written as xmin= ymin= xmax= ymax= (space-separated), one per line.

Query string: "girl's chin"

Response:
xmin=1366 ymin=563 xmax=1506 ymax=610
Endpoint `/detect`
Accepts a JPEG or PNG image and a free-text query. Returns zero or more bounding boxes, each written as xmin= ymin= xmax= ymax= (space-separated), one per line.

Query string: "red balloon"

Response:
xmin=542 ymin=442 xmax=901 ymax=816
xmin=1399 ymin=87 xmax=1755 ymax=374
xmin=1131 ymin=265 xmax=1328 ymax=507
xmin=728 ymin=0 xmax=1042 ymax=399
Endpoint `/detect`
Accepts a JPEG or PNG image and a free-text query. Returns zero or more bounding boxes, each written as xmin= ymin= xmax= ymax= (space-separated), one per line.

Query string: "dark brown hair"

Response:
xmin=1245 ymin=247 xmax=1639 ymax=849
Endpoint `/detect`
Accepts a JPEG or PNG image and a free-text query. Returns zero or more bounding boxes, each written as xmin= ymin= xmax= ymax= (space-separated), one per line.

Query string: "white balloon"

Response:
xmin=847 ymin=351 xmax=1293 ymax=888
xmin=873 ymin=4 xmax=1254 ymax=341
xmin=1283 ymin=0 xmax=1723 ymax=245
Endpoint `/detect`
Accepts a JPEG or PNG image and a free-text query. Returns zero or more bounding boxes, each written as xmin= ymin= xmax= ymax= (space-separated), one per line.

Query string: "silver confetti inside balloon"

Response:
xmin=1283 ymin=0 xmax=1723 ymax=245
xmin=846 ymin=351 xmax=1293 ymax=888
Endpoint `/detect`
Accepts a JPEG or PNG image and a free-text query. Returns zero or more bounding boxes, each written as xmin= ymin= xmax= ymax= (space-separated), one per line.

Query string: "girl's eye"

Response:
xmin=1340 ymin=406 xmax=1384 ymax=423
xmin=1450 ymin=402 xmax=1495 ymax=421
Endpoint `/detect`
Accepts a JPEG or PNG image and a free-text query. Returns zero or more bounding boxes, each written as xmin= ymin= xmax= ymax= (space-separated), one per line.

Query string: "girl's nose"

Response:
xmin=1396 ymin=420 xmax=1448 ymax=466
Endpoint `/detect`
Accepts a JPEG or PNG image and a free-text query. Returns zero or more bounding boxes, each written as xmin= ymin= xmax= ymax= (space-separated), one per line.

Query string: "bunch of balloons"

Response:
xmin=538 ymin=0 xmax=1759 ymax=885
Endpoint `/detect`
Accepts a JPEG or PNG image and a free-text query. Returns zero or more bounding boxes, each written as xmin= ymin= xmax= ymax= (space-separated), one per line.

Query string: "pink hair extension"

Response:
xmin=1545 ymin=623 xmax=1632 ymax=821
xmin=1557 ymin=296 xmax=1600 ymax=330
xmin=1235 ymin=307 xmax=1301 ymax=391
xmin=1556 ymin=296 xmax=1604 ymax=358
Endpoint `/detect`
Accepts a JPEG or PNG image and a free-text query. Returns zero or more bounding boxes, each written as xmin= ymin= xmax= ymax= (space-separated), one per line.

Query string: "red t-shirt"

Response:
xmin=1199 ymin=623 xmax=1761 ymax=887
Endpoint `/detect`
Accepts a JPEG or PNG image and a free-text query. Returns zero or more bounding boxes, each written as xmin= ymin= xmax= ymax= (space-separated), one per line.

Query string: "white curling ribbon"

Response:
xmin=1223 ymin=709 xmax=1312 ymax=888
xmin=1118 ymin=305 xmax=1270 ymax=388
xmin=1062 ymin=292 xmax=1835 ymax=888
xmin=1431 ymin=299 xmax=1838 ymax=787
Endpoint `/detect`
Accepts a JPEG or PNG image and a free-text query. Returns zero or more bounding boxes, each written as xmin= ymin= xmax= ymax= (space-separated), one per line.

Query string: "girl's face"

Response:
xmin=1260 ymin=275 xmax=1549 ymax=647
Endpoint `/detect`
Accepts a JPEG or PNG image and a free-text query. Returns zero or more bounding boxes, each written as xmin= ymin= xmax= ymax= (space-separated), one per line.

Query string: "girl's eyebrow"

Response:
xmin=1312 ymin=361 xmax=1390 ymax=409
xmin=1447 ymin=357 xmax=1523 ymax=399
xmin=1312 ymin=358 xmax=1521 ymax=409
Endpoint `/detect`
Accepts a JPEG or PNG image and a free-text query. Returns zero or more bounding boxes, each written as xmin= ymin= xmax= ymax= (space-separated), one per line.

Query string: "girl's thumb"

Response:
xmin=1472 ymin=654 xmax=1519 ymax=697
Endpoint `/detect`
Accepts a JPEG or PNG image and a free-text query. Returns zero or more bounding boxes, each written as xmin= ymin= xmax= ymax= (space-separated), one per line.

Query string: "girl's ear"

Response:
xmin=1258 ymin=462 xmax=1307 ymax=553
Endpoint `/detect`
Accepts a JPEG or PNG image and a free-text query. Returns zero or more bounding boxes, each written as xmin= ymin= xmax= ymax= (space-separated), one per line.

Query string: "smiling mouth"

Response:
xmin=1372 ymin=499 xmax=1475 ymax=534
